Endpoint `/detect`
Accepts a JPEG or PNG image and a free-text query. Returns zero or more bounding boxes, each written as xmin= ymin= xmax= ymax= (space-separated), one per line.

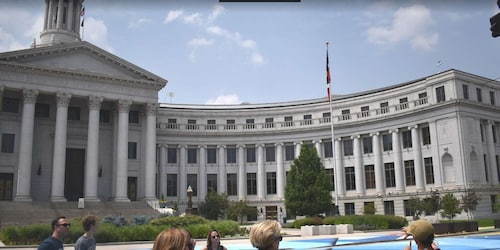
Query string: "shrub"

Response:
xmin=322 ymin=215 xmax=406 ymax=230
xmin=292 ymin=216 xmax=323 ymax=228
xmin=150 ymin=215 xmax=207 ymax=227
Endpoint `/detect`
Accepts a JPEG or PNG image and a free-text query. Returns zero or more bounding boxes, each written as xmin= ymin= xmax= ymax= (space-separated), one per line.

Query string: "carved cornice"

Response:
xmin=56 ymin=92 xmax=72 ymax=107
xmin=22 ymin=89 xmax=39 ymax=104
xmin=117 ymin=99 xmax=132 ymax=113
xmin=88 ymin=96 xmax=103 ymax=110
xmin=146 ymin=102 xmax=158 ymax=116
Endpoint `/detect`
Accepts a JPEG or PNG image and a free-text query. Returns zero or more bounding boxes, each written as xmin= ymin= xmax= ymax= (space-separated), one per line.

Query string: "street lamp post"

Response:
xmin=186 ymin=185 xmax=193 ymax=215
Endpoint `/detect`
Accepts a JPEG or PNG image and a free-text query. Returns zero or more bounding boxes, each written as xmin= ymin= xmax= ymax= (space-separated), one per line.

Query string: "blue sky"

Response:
xmin=1 ymin=0 xmax=499 ymax=105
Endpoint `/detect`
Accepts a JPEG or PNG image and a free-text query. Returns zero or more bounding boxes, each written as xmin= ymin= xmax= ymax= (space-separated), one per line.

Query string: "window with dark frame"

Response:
xmin=436 ymin=86 xmax=446 ymax=103
xmin=382 ymin=133 xmax=392 ymax=151
xmin=404 ymin=160 xmax=416 ymax=186
xmin=100 ymin=109 xmax=110 ymax=123
xmin=424 ymin=157 xmax=435 ymax=184
xmin=343 ymin=139 xmax=353 ymax=156
xmin=207 ymin=174 xmax=217 ymax=193
xmin=187 ymin=174 xmax=198 ymax=196
xmin=323 ymin=140 xmax=333 ymax=158
xmin=167 ymin=147 xmax=177 ymax=163
xmin=266 ymin=172 xmax=277 ymax=194
xmin=463 ymin=85 xmax=469 ymax=99
xmin=187 ymin=147 xmax=197 ymax=164
xmin=422 ymin=126 xmax=431 ymax=145
xmin=226 ymin=146 xmax=237 ymax=164
xmin=68 ymin=106 xmax=81 ymax=121
xmin=207 ymin=147 xmax=217 ymax=164
xmin=166 ymin=174 xmax=177 ymax=196
xmin=385 ymin=162 xmax=396 ymax=187
xmin=476 ymin=88 xmax=482 ymax=102
xmin=1 ymin=133 xmax=15 ymax=153
xmin=265 ymin=145 xmax=275 ymax=162
xmin=35 ymin=103 xmax=50 ymax=118
xmin=345 ymin=166 xmax=356 ymax=190
xmin=247 ymin=173 xmax=257 ymax=195
xmin=365 ymin=165 xmax=376 ymax=189
xmin=2 ymin=97 xmax=19 ymax=113
xmin=128 ymin=142 xmax=137 ymax=159
xmin=402 ymin=130 xmax=412 ymax=149
xmin=129 ymin=110 xmax=139 ymax=124
xmin=362 ymin=137 xmax=372 ymax=154
xmin=246 ymin=146 xmax=256 ymax=163
xmin=285 ymin=144 xmax=295 ymax=161
xmin=227 ymin=173 xmax=237 ymax=196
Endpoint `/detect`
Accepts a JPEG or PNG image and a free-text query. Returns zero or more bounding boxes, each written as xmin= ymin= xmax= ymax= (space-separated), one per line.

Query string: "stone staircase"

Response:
xmin=0 ymin=201 xmax=160 ymax=228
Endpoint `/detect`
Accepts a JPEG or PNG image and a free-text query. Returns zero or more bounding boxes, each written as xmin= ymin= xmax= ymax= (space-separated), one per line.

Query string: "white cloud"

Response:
xmin=83 ymin=17 xmax=114 ymax=53
xmin=366 ymin=4 xmax=439 ymax=50
xmin=164 ymin=10 xmax=183 ymax=24
xmin=0 ymin=27 xmax=25 ymax=52
xmin=184 ymin=13 xmax=203 ymax=25
xmin=206 ymin=25 xmax=231 ymax=37
xmin=188 ymin=37 xmax=214 ymax=47
xmin=251 ymin=52 xmax=265 ymax=66
xmin=206 ymin=94 xmax=242 ymax=105
xmin=207 ymin=5 xmax=225 ymax=24
xmin=0 ymin=5 xmax=43 ymax=52
xmin=129 ymin=18 xmax=152 ymax=29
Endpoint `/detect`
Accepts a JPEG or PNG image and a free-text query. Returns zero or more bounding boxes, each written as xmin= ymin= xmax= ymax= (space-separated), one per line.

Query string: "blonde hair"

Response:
xmin=153 ymin=228 xmax=193 ymax=250
xmin=249 ymin=220 xmax=281 ymax=250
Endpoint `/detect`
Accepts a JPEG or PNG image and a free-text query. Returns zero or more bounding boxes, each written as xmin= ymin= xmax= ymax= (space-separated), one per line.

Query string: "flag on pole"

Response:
xmin=326 ymin=43 xmax=331 ymax=101
xmin=80 ymin=6 xmax=85 ymax=27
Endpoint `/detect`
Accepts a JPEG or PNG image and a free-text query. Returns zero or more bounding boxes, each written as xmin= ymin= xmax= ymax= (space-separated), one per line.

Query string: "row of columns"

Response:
xmin=43 ymin=0 xmax=82 ymax=33
xmin=13 ymin=88 xmax=157 ymax=202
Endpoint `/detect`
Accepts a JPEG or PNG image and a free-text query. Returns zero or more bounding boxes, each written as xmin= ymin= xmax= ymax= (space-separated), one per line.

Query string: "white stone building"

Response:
xmin=0 ymin=0 xmax=499 ymax=221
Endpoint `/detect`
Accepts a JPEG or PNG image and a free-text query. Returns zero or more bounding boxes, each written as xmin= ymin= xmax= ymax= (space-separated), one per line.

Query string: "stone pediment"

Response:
xmin=0 ymin=41 xmax=166 ymax=86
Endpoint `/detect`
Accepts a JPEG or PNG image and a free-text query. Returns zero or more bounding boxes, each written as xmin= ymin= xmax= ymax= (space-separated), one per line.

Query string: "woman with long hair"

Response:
xmin=201 ymin=229 xmax=227 ymax=250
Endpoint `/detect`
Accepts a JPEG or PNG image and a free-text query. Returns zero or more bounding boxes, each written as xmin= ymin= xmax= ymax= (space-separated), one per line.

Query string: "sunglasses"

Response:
xmin=58 ymin=223 xmax=71 ymax=228
xmin=276 ymin=235 xmax=283 ymax=242
xmin=211 ymin=235 xmax=220 ymax=239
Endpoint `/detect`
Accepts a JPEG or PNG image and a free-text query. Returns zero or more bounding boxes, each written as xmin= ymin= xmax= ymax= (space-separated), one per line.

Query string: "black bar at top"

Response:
xmin=220 ymin=0 xmax=300 ymax=2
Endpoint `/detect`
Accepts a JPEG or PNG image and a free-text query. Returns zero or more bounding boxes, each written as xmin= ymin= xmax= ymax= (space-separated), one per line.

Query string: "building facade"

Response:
xmin=0 ymin=0 xmax=499 ymax=221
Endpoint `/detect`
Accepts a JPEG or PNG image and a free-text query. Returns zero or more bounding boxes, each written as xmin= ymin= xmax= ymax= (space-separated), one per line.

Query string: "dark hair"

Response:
xmin=206 ymin=229 xmax=221 ymax=250
xmin=51 ymin=216 xmax=66 ymax=231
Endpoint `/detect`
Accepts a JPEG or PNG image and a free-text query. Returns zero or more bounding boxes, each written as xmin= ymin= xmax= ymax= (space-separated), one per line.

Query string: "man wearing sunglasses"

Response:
xmin=38 ymin=216 xmax=71 ymax=250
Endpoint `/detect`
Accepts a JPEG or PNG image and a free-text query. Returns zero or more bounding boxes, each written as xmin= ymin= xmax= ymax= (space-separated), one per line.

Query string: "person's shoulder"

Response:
xmin=201 ymin=247 xmax=208 ymax=250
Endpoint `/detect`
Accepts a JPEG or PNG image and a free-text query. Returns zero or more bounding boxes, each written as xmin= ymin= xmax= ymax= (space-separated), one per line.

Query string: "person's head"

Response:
xmin=81 ymin=215 xmax=99 ymax=234
xmin=51 ymin=216 xmax=70 ymax=240
xmin=206 ymin=229 xmax=221 ymax=248
xmin=153 ymin=228 xmax=195 ymax=250
xmin=249 ymin=220 xmax=282 ymax=250
xmin=406 ymin=220 xmax=435 ymax=246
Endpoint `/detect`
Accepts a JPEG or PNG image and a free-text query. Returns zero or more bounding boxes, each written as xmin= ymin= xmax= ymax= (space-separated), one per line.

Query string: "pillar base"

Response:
xmin=112 ymin=197 xmax=131 ymax=202
xmin=84 ymin=196 xmax=101 ymax=202
xmin=50 ymin=196 xmax=67 ymax=202
xmin=14 ymin=195 xmax=32 ymax=202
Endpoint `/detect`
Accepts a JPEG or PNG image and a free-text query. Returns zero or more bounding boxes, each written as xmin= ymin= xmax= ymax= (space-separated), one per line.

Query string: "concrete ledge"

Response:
xmin=301 ymin=224 xmax=352 ymax=236
xmin=335 ymin=224 xmax=354 ymax=234
xmin=300 ymin=225 xmax=320 ymax=236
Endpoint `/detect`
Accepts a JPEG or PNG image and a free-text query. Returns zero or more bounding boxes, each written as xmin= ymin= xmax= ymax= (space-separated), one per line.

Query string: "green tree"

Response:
xmin=461 ymin=191 xmax=480 ymax=220
xmin=198 ymin=191 xmax=229 ymax=220
xmin=227 ymin=200 xmax=257 ymax=224
xmin=363 ymin=202 xmax=376 ymax=215
xmin=407 ymin=196 xmax=425 ymax=220
xmin=424 ymin=190 xmax=441 ymax=215
xmin=440 ymin=193 xmax=462 ymax=221
xmin=285 ymin=144 xmax=332 ymax=217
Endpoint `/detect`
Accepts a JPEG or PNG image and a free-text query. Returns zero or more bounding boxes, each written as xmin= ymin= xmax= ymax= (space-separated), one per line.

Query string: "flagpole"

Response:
xmin=326 ymin=42 xmax=339 ymax=215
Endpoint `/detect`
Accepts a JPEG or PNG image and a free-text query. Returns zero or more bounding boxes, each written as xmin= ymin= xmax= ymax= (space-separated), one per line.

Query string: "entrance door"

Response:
xmin=265 ymin=205 xmax=278 ymax=220
xmin=64 ymin=148 xmax=85 ymax=201
xmin=0 ymin=173 xmax=13 ymax=200
xmin=128 ymin=177 xmax=137 ymax=201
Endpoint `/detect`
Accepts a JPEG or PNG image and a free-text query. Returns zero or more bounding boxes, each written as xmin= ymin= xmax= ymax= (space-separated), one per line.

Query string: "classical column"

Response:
xmin=410 ymin=125 xmax=425 ymax=191
xmin=50 ymin=92 xmax=71 ymax=202
xmin=47 ymin=0 xmax=54 ymax=29
xmin=371 ymin=132 xmax=385 ymax=194
xmin=218 ymin=145 xmax=226 ymax=193
xmin=198 ymin=145 xmax=207 ymax=200
xmin=14 ymin=89 xmax=38 ymax=202
xmin=275 ymin=143 xmax=284 ymax=199
xmin=391 ymin=129 xmax=405 ymax=192
xmin=314 ymin=140 xmax=322 ymax=158
xmin=144 ymin=103 xmax=158 ymax=200
xmin=113 ymin=99 xmax=131 ymax=202
xmin=257 ymin=144 xmax=265 ymax=199
xmin=67 ymin=0 xmax=74 ymax=29
xmin=428 ymin=120 xmax=442 ymax=187
xmin=237 ymin=144 xmax=246 ymax=200
xmin=335 ymin=138 xmax=345 ymax=197
xmin=485 ymin=121 xmax=498 ymax=185
xmin=56 ymin=0 xmax=63 ymax=28
xmin=352 ymin=135 xmax=365 ymax=195
xmin=294 ymin=141 xmax=302 ymax=158
xmin=159 ymin=144 xmax=167 ymax=198
xmin=84 ymin=96 xmax=102 ymax=202
xmin=179 ymin=145 xmax=187 ymax=200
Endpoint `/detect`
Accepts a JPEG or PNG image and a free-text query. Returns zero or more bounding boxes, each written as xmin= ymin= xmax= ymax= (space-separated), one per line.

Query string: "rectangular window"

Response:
xmin=285 ymin=144 xmax=295 ymax=161
xmin=225 ymin=119 xmax=236 ymax=130
xmin=167 ymin=147 xmax=177 ymax=164
xmin=422 ymin=126 xmax=431 ymax=145
xmin=322 ymin=112 xmax=331 ymax=123
xmin=383 ymin=133 xmax=392 ymax=151
xmin=303 ymin=114 xmax=312 ymax=125
xmin=477 ymin=88 xmax=482 ymax=102
xmin=207 ymin=174 xmax=217 ymax=193
xmin=379 ymin=102 xmax=389 ymax=114
xmin=68 ymin=106 xmax=81 ymax=121
xmin=265 ymin=145 xmax=275 ymax=162
xmin=265 ymin=117 xmax=274 ymax=128
xmin=325 ymin=168 xmax=335 ymax=191
xmin=385 ymin=162 xmax=396 ymax=188
xmin=341 ymin=109 xmax=351 ymax=120
xmin=227 ymin=146 xmax=237 ymax=164
xmin=128 ymin=142 xmax=137 ymax=159
xmin=207 ymin=147 xmax=217 ymax=164
xmin=484 ymin=154 xmax=489 ymax=182
xmin=187 ymin=147 xmax=197 ymax=164
xmin=417 ymin=92 xmax=428 ymax=105
xmin=365 ymin=165 xmax=376 ymax=189
xmin=227 ymin=173 xmax=237 ymax=196
xmin=345 ymin=167 xmax=356 ymax=191
xmin=266 ymin=172 xmax=277 ymax=194
xmin=1 ymin=133 xmax=15 ymax=153
xmin=129 ymin=110 xmax=139 ymax=124
xmin=343 ymin=139 xmax=353 ymax=156
xmin=384 ymin=201 xmax=395 ymax=215
xmin=323 ymin=141 xmax=333 ymax=158
xmin=402 ymin=130 xmax=412 ymax=149
xmin=167 ymin=119 xmax=177 ymax=129
xmin=246 ymin=146 xmax=256 ymax=163
xmin=490 ymin=91 xmax=496 ymax=105
xmin=207 ymin=119 xmax=216 ymax=130
xmin=404 ymin=200 xmax=412 ymax=216
xmin=166 ymin=174 xmax=177 ymax=197
xmin=187 ymin=119 xmax=197 ymax=130
xmin=245 ymin=119 xmax=255 ymax=129
xmin=100 ymin=109 xmax=110 ymax=123
xmin=284 ymin=116 xmax=293 ymax=127
xmin=480 ymin=123 xmax=485 ymax=142
xmin=436 ymin=86 xmax=446 ymax=103
xmin=35 ymin=103 xmax=50 ymax=118
xmin=360 ymin=106 xmax=369 ymax=117
xmin=2 ymin=97 xmax=19 ymax=113
xmin=404 ymin=160 xmax=416 ymax=186
xmin=247 ymin=173 xmax=257 ymax=195
xmin=399 ymin=97 xmax=408 ymax=110
xmin=424 ymin=157 xmax=435 ymax=184
xmin=363 ymin=137 xmax=373 ymax=154
xmin=344 ymin=203 xmax=355 ymax=215
xmin=463 ymin=85 xmax=469 ymax=99
xmin=187 ymin=174 xmax=198 ymax=196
